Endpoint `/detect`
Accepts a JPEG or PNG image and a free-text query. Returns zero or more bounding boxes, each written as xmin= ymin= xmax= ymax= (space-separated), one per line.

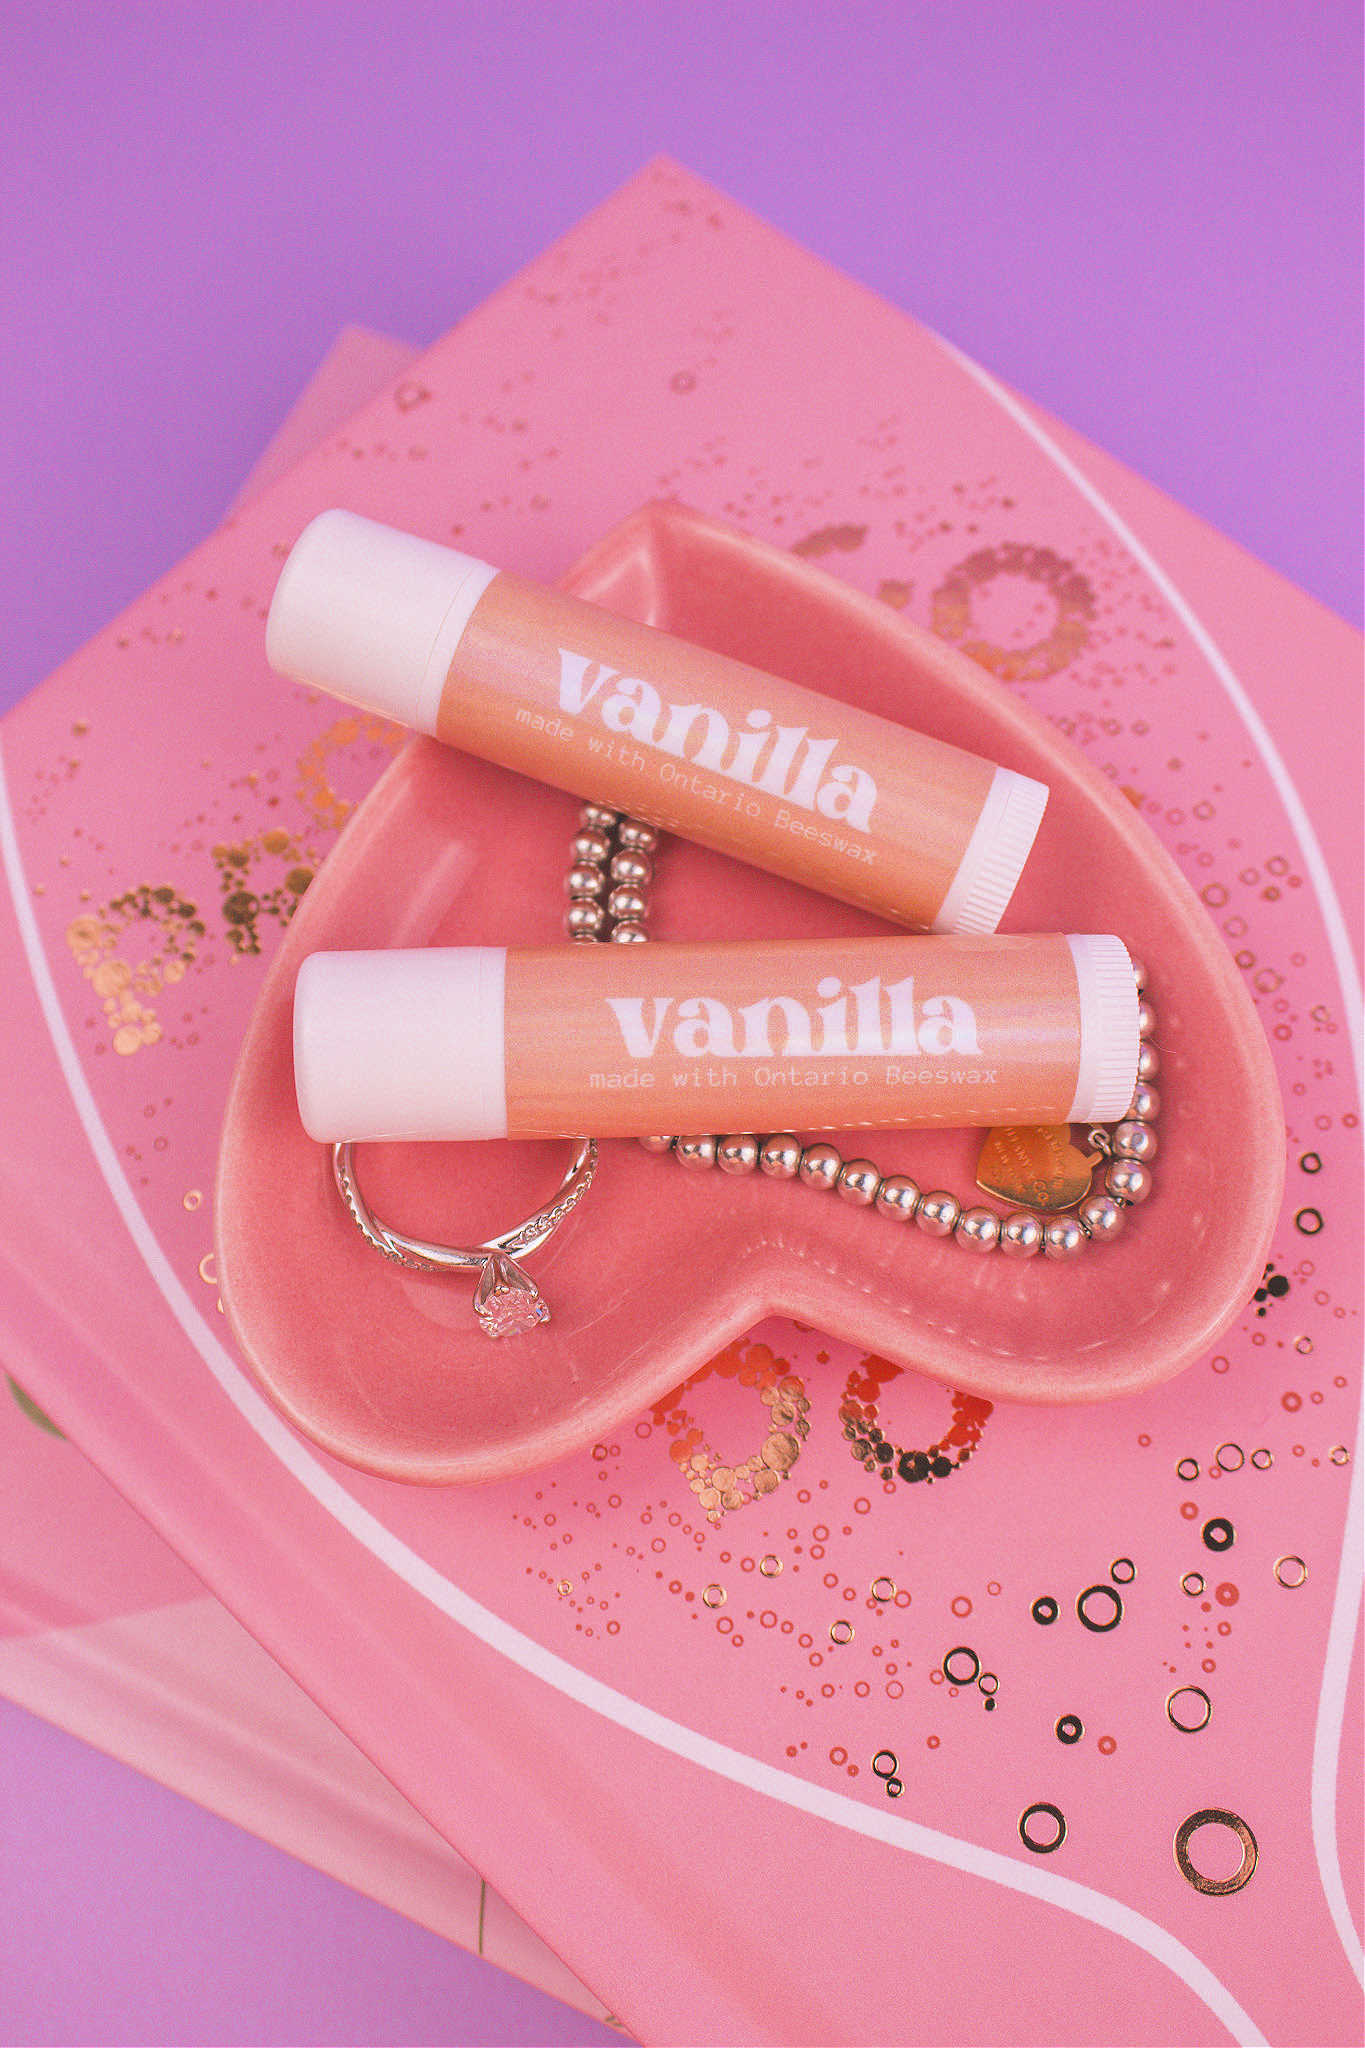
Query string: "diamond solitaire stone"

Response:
xmin=473 ymin=1252 xmax=551 ymax=1338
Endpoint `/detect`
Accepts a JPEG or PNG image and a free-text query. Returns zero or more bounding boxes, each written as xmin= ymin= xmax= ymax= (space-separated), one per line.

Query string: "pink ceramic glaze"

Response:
xmin=216 ymin=502 xmax=1283 ymax=1483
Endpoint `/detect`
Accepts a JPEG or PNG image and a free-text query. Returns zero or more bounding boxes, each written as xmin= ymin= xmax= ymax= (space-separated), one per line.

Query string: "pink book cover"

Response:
xmin=0 ymin=326 xmax=616 ymax=2032
xmin=0 ymin=162 xmax=1360 ymax=2044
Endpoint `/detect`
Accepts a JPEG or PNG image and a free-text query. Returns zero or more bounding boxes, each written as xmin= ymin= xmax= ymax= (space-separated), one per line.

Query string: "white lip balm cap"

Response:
xmin=932 ymin=766 xmax=1049 ymax=934
xmin=266 ymin=511 xmax=496 ymax=735
xmin=1066 ymin=934 xmax=1141 ymax=1123
xmin=294 ymin=948 xmax=509 ymax=1143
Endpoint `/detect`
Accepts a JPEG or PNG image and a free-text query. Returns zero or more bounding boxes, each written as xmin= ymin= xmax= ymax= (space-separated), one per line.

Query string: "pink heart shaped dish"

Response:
xmin=216 ymin=502 xmax=1282 ymax=1483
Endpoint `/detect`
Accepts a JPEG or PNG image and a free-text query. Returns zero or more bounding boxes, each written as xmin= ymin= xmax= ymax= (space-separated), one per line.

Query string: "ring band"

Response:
xmin=333 ymin=1136 xmax=597 ymax=1338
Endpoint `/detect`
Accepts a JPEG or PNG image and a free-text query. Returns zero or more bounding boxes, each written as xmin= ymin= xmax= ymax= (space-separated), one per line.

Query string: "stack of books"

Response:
xmin=1 ymin=161 xmax=1359 ymax=2046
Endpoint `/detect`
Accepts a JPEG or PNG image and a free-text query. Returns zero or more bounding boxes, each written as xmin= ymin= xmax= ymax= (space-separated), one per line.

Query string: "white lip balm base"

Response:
xmin=1066 ymin=934 xmax=1142 ymax=1123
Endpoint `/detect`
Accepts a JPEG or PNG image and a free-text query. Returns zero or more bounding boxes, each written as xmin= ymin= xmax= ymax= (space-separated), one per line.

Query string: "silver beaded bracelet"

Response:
xmin=564 ymin=802 xmax=1159 ymax=1261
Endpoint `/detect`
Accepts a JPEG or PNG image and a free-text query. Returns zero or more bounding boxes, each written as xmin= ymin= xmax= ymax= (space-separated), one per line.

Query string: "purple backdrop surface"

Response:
xmin=0 ymin=4 xmax=1360 ymax=2044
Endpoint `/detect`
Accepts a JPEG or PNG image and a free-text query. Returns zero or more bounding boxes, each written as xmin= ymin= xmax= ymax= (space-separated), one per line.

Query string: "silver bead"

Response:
xmin=1113 ymin=1119 xmax=1158 ymax=1164
xmin=1126 ymin=1081 xmax=1160 ymax=1122
xmin=579 ymin=804 xmax=618 ymax=831
xmin=674 ymin=1134 xmax=718 ymax=1170
xmin=609 ymin=849 xmax=654 ymax=888
xmin=797 ymin=1141 xmax=843 ymax=1191
xmin=1078 ymin=1193 xmax=1125 ymax=1243
xmin=1128 ymin=956 xmax=1148 ymax=994
xmin=570 ymin=930 xmax=600 ymax=944
xmin=716 ymin=1133 xmax=761 ymax=1175
xmin=837 ymin=1159 xmax=881 ymax=1206
xmin=606 ymin=884 xmax=648 ymax=923
xmin=636 ymin=1135 xmax=676 ymax=1154
xmin=999 ymin=1212 xmax=1044 ymax=1259
xmin=916 ymin=1190 xmax=961 ymax=1237
xmin=565 ymin=861 xmax=608 ymax=899
xmin=1136 ymin=999 xmax=1157 ymax=1041
xmin=564 ymin=899 xmax=607 ymax=937
xmin=759 ymin=1134 xmax=803 ymax=1179
xmin=874 ymin=1174 xmax=921 ymax=1222
xmin=609 ymin=920 xmax=648 ymax=943
xmin=955 ymin=1206 xmax=1001 ymax=1253
xmin=616 ymin=819 xmax=658 ymax=853
xmin=1106 ymin=1157 xmax=1153 ymax=1206
xmin=1136 ymin=1040 xmax=1160 ymax=1082
xmin=1043 ymin=1216 xmax=1086 ymax=1260
xmin=571 ymin=826 xmax=613 ymax=865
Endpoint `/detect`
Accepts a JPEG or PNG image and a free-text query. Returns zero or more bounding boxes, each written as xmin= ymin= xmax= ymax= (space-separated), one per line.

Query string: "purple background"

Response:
xmin=1 ymin=4 xmax=1360 ymax=2043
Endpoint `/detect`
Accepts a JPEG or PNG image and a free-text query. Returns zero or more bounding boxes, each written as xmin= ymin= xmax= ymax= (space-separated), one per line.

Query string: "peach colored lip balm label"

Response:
xmin=266 ymin=514 xmax=1049 ymax=933
xmin=503 ymin=934 xmax=1100 ymax=1140
xmin=442 ymin=573 xmax=995 ymax=929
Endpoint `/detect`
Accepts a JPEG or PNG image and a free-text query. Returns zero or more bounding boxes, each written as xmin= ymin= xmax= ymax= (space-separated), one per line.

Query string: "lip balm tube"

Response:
xmin=294 ymin=933 xmax=1138 ymax=1144
xmin=267 ymin=511 xmax=1048 ymax=934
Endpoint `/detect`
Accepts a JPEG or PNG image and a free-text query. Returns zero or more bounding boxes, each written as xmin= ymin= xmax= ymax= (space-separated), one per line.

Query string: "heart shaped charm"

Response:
xmin=975 ymin=1125 xmax=1100 ymax=1212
